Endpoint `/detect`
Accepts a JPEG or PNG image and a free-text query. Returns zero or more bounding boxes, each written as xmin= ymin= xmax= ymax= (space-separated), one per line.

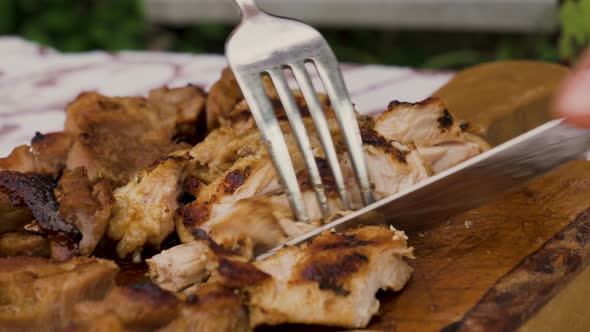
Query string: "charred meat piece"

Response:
xmin=56 ymin=168 xmax=115 ymax=256
xmin=374 ymin=97 xmax=489 ymax=173
xmin=0 ymin=171 xmax=81 ymax=260
xmin=0 ymin=132 xmax=72 ymax=175
xmin=247 ymin=225 xmax=413 ymax=329
xmin=0 ymin=231 xmax=49 ymax=257
xmin=71 ymin=281 xmax=180 ymax=331
xmin=0 ymin=257 xmax=118 ymax=331
xmin=107 ymin=153 xmax=192 ymax=259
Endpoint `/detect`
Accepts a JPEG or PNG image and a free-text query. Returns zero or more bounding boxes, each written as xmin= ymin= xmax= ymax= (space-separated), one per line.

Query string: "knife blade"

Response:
xmin=257 ymin=119 xmax=590 ymax=260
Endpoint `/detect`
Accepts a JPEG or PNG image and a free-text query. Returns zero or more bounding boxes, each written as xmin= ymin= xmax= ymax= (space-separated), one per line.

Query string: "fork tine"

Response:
xmin=290 ymin=63 xmax=351 ymax=211
xmin=232 ymin=70 xmax=310 ymax=222
xmin=267 ymin=68 xmax=331 ymax=219
xmin=312 ymin=55 xmax=374 ymax=206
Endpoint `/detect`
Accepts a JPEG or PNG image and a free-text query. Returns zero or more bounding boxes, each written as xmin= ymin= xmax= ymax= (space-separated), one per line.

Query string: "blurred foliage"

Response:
xmin=560 ymin=0 xmax=590 ymax=63
xmin=0 ymin=0 xmax=144 ymax=52
xmin=0 ymin=0 xmax=586 ymax=69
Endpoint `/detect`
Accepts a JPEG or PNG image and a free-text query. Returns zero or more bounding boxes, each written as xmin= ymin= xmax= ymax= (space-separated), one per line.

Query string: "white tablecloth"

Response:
xmin=0 ymin=37 xmax=453 ymax=157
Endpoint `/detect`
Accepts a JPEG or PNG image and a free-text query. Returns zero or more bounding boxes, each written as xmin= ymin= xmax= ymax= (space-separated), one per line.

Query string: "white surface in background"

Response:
xmin=146 ymin=0 xmax=558 ymax=32
xmin=0 ymin=37 xmax=453 ymax=157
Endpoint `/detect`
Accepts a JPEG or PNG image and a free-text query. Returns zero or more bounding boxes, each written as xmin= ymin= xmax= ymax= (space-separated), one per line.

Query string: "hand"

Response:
xmin=554 ymin=48 xmax=590 ymax=127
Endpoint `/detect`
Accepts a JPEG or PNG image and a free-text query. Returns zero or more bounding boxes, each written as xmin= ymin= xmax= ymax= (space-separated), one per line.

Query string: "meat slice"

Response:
xmin=374 ymin=97 xmax=489 ymax=173
xmin=56 ymin=168 xmax=115 ymax=256
xmin=0 ymin=132 xmax=72 ymax=175
xmin=65 ymin=92 xmax=181 ymax=186
xmin=146 ymin=240 xmax=217 ymax=292
xmin=0 ymin=171 xmax=81 ymax=260
xmin=247 ymin=225 xmax=413 ymax=329
xmin=359 ymin=127 xmax=431 ymax=200
xmin=0 ymin=257 xmax=118 ymax=331
xmin=71 ymin=281 xmax=180 ymax=331
xmin=0 ymin=231 xmax=49 ymax=257
xmin=159 ymin=284 xmax=251 ymax=332
xmin=148 ymin=85 xmax=207 ymax=144
xmin=107 ymin=153 xmax=192 ymax=259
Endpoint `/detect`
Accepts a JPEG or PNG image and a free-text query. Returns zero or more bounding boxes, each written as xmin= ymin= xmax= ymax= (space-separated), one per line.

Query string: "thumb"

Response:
xmin=553 ymin=48 xmax=590 ymax=127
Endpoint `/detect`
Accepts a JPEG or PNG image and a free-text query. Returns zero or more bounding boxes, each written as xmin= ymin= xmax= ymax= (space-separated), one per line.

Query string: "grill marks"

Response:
xmin=360 ymin=127 xmax=408 ymax=163
xmin=301 ymin=252 xmax=369 ymax=296
xmin=223 ymin=166 xmax=251 ymax=194
xmin=217 ymin=258 xmax=271 ymax=288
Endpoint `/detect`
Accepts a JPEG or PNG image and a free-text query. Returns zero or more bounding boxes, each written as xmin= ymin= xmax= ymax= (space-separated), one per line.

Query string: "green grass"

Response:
xmin=0 ymin=0 xmax=588 ymax=69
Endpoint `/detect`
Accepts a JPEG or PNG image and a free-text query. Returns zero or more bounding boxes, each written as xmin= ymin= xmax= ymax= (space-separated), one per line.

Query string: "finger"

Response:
xmin=553 ymin=48 xmax=590 ymax=127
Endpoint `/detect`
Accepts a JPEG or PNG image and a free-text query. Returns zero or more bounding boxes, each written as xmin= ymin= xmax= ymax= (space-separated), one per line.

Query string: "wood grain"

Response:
xmin=367 ymin=161 xmax=590 ymax=332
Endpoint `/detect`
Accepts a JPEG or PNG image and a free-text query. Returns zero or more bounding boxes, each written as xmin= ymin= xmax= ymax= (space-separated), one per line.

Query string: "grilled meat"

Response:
xmin=0 ymin=231 xmax=49 ymax=257
xmin=56 ymin=168 xmax=114 ymax=256
xmin=374 ymin=97 xmax=489 ymax=173
xmin=0 ymin=171 xmax=81 ymax=260
xmin=146 ymin=241 xmax=217 ymax=292
xmin=0 ymin=132 xmax=72 ymax=175
xmin=71 ymin=281 xmax=180 ymax=331
xmin=159 ymin=284 xmax=250 ymax=332
xmin=71 ymin=281 xmax=250 ymax=332
xmin=107 ymin=153 xmax=192 ymax=259
xmin=247 ymin=225 xmax=413 ymax=328
xmin=64 ymin=92 xmax=181 ymax=186
xmin=148 ymin=85 xmax=207 ymax=144
xmin=0 ymin=257 xmax=118 ymax=331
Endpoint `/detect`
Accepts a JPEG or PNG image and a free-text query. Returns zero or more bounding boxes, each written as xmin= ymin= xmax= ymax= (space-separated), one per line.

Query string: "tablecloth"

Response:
xmin=0 ymin=37 xmax=453 ymax=157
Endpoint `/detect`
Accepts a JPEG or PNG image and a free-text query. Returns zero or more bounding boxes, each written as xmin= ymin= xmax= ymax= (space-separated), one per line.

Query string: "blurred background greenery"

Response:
xmin=0 ymin=0 xmax=588 ymax=70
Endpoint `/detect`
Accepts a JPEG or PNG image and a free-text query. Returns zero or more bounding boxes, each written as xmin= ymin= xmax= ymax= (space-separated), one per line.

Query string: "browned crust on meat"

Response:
xmin=217 ymin=258 xmax=271 ymax=288
xmin=299 ymin=252 xmax=369 ymax=296
xmin=437 ymin=109 xmax=455 ymax=129
xmin=183 ymin=176 xmax=203 ymax=198
xmin=0 ymin=171 xmax=80 ymax=250
xmin=181 ymin=202 xmax=210 ymax=227
xmin=387 ymin=96 xmax=442 ymax=111
xmin=222 ymin=166 xmax=251 ymax=194
xmin=360 ymin=127 xmax=408 ymax=163
xmin=297 ymin=158 xmax=338 ymax=194
xmin=191 ymin=229 xmax=240 ymax=257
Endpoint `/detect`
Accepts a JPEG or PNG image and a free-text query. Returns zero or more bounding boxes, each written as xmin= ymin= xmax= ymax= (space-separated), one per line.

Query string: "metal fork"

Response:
xmin=226 ymin=0 xmax=374 ymax=222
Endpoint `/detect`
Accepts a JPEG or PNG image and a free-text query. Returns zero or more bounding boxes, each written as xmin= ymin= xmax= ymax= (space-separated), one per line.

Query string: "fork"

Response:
xmin=226 ymin=0 xmax=374 ymax=222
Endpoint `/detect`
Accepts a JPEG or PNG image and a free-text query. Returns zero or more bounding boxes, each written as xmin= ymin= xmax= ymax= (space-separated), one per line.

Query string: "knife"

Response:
xmin=257 ymin=119 xmax=590 ymax=260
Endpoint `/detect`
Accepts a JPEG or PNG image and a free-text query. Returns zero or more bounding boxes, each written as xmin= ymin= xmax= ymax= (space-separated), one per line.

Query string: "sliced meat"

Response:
xmin=374 ymin=97 xmax=489 ymax=173
xmin=146 ymin=241 xmax=217 ymax=292
xmin=0 ymin=257 xmax=118 ymax=331
xmin=359 ymin=127 xmax=431 ymax=200
xmin=0 ymin=171 xmax=81 ymax=260
xmin=247 ymin=225 xmax=413 ymax=329
xmin=107 ymin=153 xmax=192 ymax=259
xmin=71 ymin=281 xmax=180 ymax=331
xmin=71 ymin=281 xmax=250 ymax=332
xmin=64 ymin=92 xmax=182 ymax=185
xmin=159 ymin=284 xmax=251 ymax=332
xmin=56 ymin=168 xmax=115 ymax=256
xmin=0 ymin=231 xmax=49 ymax=257
xmin=0 ymin=132 xmax=72 ymax=175
xmin=206 ymin=67 xmax=244 ymax=130
xmin=148 ymin=85 xmax=207 ymax=144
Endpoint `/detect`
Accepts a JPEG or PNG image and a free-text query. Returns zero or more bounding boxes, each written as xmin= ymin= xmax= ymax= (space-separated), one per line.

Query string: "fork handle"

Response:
xmin=232 ymin=0 xmax=262 ymax=18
